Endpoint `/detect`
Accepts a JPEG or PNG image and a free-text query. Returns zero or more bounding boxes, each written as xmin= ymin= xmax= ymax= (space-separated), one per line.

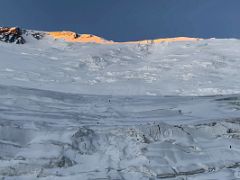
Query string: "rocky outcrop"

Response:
xmin=0 ymin=27 xmax=25 ymax=44
xmin=31 ymin=32 xmax=44 ymax=40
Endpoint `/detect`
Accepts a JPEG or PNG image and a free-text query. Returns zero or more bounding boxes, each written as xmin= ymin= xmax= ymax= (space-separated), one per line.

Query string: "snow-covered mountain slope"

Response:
xmin=1 ymin=28 xmax=240 ymax=96
xmin=1 ymin=28 xmax=240 ymax=180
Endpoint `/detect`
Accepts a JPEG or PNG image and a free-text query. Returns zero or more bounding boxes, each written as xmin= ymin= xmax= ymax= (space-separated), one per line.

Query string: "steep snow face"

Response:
xmin=0 ymin=30 xmax=240 ymax=96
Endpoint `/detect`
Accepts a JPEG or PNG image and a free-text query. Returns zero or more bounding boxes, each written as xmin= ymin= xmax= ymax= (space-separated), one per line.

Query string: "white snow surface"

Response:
xmin=1 ymin=32 xmax=240 ymax=179
xmin=1 ymin=34 xmax=240 ymax=96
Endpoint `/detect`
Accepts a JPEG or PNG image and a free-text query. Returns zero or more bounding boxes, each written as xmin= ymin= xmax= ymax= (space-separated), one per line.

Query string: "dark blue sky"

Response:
xmin=1 ymin=0 xmax=240 ymax=41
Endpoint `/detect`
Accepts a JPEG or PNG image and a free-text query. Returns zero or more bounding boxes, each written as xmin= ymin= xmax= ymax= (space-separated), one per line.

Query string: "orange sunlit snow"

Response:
xmin=48 ymin=31 xmax=201 ymax=44
xmin=48 ymin=31 xmax=114 ymax=44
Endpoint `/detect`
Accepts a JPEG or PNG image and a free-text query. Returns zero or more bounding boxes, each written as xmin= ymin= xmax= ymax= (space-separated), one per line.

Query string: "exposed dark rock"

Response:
xmin=73 ymin=33 xmax=79 ymax=38
xmin=71 ymin=127 xmax=99 ymax=155
xmin=48 ymin=156 xmax=76 ymax=168
xmin=157 ymin=168 xmax=206 ymax=179
xmin=227 ymin=162 xmax=240 ymax=169
xmin=227 ymin=128 xmax=234 ymax=133
xmin=31 ymin=32 xmax=44 ymax=40
xmin=178 ymin=168 xmax=205 ymax=176
xmin=157 ymin=173 xmax=176 ymax=179
xmin=0 ymin=27 xmax=25 ymax=44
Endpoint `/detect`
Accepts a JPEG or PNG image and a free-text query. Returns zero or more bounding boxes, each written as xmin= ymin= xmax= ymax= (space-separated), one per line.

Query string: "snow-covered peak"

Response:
xmin=48 ymin=31 xmax=113 ymax=44
xmin=0 ymin=26 xmax=239 ymax=96
xmin=48 ymin=31 xmax=200 ymax=44
xmin=0 ymin=27 xmax=201 ymax=45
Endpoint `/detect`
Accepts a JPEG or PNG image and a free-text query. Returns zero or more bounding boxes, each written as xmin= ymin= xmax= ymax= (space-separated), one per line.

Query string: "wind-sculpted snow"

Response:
xmin=1 ymin=32 xmax=240 ymax=179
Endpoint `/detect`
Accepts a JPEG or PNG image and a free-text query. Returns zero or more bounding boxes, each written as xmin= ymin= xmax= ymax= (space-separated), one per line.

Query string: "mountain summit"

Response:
xmin=0 ymin=27 xmax=25 ymax=44
xmin=0 ymin=27 xmax=200 ymax=45
xmin=48 ymin=31 xmax=113 ymax=44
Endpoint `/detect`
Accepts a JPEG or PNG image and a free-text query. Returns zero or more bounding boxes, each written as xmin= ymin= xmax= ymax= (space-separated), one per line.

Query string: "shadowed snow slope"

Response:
xmin=1 ymin=29 xmax=240 ymax=180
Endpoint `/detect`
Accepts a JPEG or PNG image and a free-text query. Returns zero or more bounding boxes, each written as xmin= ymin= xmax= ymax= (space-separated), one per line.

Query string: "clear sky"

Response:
xmin=1 ymin=0 xmax=240 ymax=41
